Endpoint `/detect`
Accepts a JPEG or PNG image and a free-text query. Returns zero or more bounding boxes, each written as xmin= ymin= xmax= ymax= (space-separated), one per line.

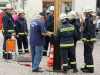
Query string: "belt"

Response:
xmin=82 ymin=38 xmax=96 ymax=42
xmin=18 ymin=32 xmax=27 ymax=35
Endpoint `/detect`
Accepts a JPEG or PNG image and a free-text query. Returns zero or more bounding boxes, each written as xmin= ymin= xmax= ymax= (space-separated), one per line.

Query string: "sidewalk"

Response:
xmin=0 ymin=32 xmax=100 ymax=75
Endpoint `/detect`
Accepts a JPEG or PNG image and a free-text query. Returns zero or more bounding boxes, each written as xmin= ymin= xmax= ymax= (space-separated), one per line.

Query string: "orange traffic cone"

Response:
xmin=47 ymin=44 xmax=54 ymax=67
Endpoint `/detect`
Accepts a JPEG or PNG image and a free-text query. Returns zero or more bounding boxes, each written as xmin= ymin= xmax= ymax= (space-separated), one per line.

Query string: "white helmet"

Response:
xmin=82 ymin=6 xmax=93 ymax=13
xmin=50 ymin=6 xmax=54 ymax=11
xmin=68 ymin=11 xmax=78 ymax=19
xmin=18 ymin=9 xmax=24 ymax=14
xmin=5 ymin=4 xmax=12 ymax=9
xmin=59 ymin=13 xmax=67 ymax=21
xmin=46 ymin=9 xmax=50 ymax=14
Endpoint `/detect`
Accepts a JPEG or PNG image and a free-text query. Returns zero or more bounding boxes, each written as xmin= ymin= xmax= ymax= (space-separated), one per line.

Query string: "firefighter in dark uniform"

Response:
xmin=2 ymin=4 xmax=14 ymax=59
xmin=56 ymin=13 xmax=78 ymax=74
xmin=67 ymin=11 xmax=80 ymax=69
xmin=80 ymin=6 xmax=96 ymax=73
xmin=43 ymin=6 xmax=54 ymax=56
xmin=15 ymin=9 xmax=29 ymax=55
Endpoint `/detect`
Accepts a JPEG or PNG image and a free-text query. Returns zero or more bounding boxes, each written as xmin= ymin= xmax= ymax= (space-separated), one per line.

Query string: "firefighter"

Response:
xmin=43 ymin=6 xmax=54 ymax=56
xmin=80 ymin=6 xmax=96 ymax=73
xmin=15 ymin=9 xmax=29 ymax=55
xmin=2 ymin=4 xmax=14 ymax=59
xmin=56 ymin=13 xmax=78 ymax=74
xmin=67 ymin=11 xmax=80 ymax=69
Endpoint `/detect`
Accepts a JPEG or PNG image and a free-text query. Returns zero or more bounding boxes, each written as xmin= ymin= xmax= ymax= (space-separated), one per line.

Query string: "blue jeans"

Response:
xmin=30 ymin=46 xmax=43 ymax=70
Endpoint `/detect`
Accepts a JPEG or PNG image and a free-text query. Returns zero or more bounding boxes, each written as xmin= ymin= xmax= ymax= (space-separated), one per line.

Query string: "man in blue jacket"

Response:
xmin=2 ymin=4 xmax=14 ymax=59
xmin=29 ymin=12 xmax=51 ymax=72
xmin=56 ymin=13 xmax=78 ymax=74
xmin=81 ymin=6 xmax=96 ymax=73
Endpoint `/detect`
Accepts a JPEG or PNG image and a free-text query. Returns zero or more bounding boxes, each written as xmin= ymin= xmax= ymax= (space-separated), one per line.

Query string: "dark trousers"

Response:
xmin=3 ymin=33 xmax=12 ymax=59
xmin=68 ymin=47 xmax=77 ymax=69
xmin=43 ymin=35 xmax=53 ymax=56
xmin=60 ymin=48 xmax=68 ymax=71
xmin=17 ymin=35 xmax=29 ymax=54
xmin=60 ymin=47 xmax=76 ymax=71
xmin=84 ymin=42 xmax=94 ymax=72
xmin=68 ymin=41 xmax=77 ymax=69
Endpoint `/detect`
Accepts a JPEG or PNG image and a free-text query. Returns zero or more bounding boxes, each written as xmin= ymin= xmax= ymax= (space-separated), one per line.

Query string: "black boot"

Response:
xmin=80 ymin=67 xmax=86 ymax=71
xmin=63 ymin=71 xmax=67 ymax=74
xmin=43 ymin=52 xmax=47 ymax=56
xmin=73 ymin=68 xmax=78 ymax=73
xmin=4 ymin=53 xmax=12 ymax=60
xmin=82 ymin=68 xmax=94 ymax=73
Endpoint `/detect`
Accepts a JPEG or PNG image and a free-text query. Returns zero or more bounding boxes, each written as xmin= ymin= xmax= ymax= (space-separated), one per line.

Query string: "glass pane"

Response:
xmin=62 ymin=2 xmax=72 ymax=14
xmin=43 ymin=2 xmax=54 ymax=13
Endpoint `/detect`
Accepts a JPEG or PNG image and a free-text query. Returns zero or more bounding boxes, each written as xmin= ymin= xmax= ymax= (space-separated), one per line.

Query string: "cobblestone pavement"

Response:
xmin=0 ymin=33 xmax=100 ymax=75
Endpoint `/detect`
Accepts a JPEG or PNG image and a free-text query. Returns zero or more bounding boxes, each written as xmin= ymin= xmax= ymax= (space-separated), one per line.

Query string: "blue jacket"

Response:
xmin=82 ymin=16 xmax=96 ymax=42
xmin=56 ymin=22 xmax=78 ymax=48
xmin=45 ymin=15 xmax=54 ymax=34
xmin=70 ymin=19 xmax=80 ymax=40
xmin=2 ymin=13 xmax=14 ymax=35
xmin=15 ymin=18 xmax=28 ymax=35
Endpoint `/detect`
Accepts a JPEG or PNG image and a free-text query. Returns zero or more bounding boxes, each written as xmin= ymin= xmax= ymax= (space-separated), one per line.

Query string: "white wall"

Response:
xmin=72 ymin=0 xmax=96 ymax=13
xmin=24 ymin=0 xmax=42 ymax=29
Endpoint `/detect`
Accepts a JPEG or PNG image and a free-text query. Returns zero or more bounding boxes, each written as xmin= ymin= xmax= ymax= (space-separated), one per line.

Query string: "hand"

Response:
xmin=16 ymin=35 xmax=19 ymax=38
xmin=13 ymin=32 xmax=16 ymax=36
xmin=26 ymin=33 xmax=28 ymax=36
xmin=48 ymin=34 xmax=51 ymax=37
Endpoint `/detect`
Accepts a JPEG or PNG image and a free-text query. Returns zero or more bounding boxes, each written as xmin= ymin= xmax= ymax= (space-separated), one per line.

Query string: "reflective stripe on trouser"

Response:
xmin=84 ymin=42 xmax=94 ymax=72
xmin=43 ymin=50 xmax=47 ymax=52
xmin=68 ymin=47 xmax=77 ymax=69
xmin=43 ymin=35 xmax=54 ymax=56
xmin=60 ymin=48 xmax=68 ymax=71
xmin=17 ymin=35 xmax=29 ymax=53
xmin=18 ymin=49 xmax=23 ymax=53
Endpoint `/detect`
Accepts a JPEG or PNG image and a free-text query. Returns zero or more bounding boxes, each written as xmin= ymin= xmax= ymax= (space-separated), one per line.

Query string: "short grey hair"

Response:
xmin=37 ymin=15 xmax=44 ymax=19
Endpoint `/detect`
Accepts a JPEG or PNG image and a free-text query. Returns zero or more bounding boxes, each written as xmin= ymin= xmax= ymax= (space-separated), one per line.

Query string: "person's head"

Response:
xmin=11 ymin=9 xmax=15 ymax=15
xmin=59 ymin=13 xmax=69 ymax=24
xmin=12 ymin=9 xmax=17 ymax=15
xmin=68 ymin=11 xmax=77 ymax=21
xmin=5 ymin=4 xmax=12 ymax=14
xmin=18 ymin=9 xmax=25 ymax=18
xmin=38 ymin=12 xmax=46 ymax=23
xmin=82 ymin=6 xmax=93 ymax=17
xmin=49 ymin=6 xmax=54 ymax=16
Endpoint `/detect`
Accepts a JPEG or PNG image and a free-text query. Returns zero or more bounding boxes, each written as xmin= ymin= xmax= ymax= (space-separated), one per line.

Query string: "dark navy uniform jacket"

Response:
xmin=70 ymin=19 xmax=80 ymax=40
xmin=2 ymin=13 xmax=14 ymax=35
xmin=15 ymin=17 xmax=28 ymax=35
xmin=56 ymin=22 xmax=78 ymax=48
xmin=45 ymin=15 xmax=54 ymax=34
xmin=82 ymin=16 xmax=96 ymax=42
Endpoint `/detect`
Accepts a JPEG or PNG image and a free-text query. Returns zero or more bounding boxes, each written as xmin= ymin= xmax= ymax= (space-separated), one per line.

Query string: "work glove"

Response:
xmin=15 ymin=35 xmax=19 ymax=38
